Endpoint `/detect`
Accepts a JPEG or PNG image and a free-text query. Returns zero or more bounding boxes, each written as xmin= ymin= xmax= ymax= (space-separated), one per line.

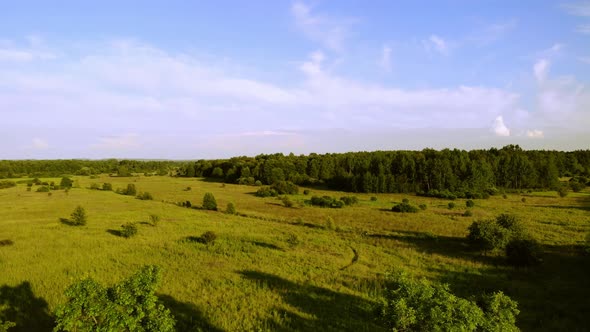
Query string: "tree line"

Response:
xmin=178 ymin=145 xmax=590 ymax=195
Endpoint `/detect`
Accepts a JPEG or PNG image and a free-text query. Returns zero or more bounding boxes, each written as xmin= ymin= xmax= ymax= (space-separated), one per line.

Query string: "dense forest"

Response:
xmin=178 ymin=145 xmax=590 ymax=196
xmin=2 ymin=145 xmax=589 ymax=197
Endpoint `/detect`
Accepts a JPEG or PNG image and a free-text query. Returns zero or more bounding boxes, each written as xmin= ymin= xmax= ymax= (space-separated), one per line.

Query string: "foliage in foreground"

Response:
xmin=53 ymin=265 xmax=175 ymax=332
xmin=0 ymin=320 xmax=15 ymax=332
xmin=378 ymin=272 xmax=519 ymax=332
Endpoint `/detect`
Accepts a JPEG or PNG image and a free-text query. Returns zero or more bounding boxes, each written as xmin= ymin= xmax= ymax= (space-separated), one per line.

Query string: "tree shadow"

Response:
xmin=157 ymin=294 xmax=224 ymax=332
xmin=106 ymin=229 xmax=123 ymax=237
xmin=250 ymin=241 xmax=284 ymax=251
xmin=429 ymin=244 xmax=590 ymax=331
xmin=238 ymin=270 xmax=384 ymax=331
xmin=58 ymin=218 xmax=77 ymax=226
xmin=0 ymin=281 xmax=54 ymax=332
xmin=366 ymin=230 xmax=504 ymax=265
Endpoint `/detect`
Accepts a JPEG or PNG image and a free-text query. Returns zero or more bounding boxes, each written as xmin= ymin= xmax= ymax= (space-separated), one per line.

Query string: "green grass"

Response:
xmin=0 ymin=175 xmax=589 ymax=331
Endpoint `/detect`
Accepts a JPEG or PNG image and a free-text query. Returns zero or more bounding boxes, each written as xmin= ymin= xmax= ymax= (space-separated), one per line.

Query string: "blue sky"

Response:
xmin=1 ymin=1 xmax=589 ymax=159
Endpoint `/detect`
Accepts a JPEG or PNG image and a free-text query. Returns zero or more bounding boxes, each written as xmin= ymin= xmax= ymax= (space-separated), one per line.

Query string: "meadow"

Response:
xmin=0 ymin=175 xmax=588 ymax=331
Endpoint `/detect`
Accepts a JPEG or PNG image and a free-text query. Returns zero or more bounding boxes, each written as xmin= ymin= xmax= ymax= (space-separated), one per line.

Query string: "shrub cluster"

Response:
xmin=271 ymin=181 xmax=299 ymax=195
xmin=136 ymin=192 xmax=153 ymax=200
xmin=70 ymin=206 xmax=87 ymax=226
xmin=202 ymin=193 xmax=217 ymax=210
xmin=418 ymin=189 xmax=493 ymax=200
xmin=0 ymin=180 xmax=16 ymax=189
xmin=116 ymin=184 xmax=137 ymax=196
xmin=378 ymin=272 xmax=519 ymax=331
xmin=307 ymin=196 xmax=344 ymax=208
xmin=255 ymin=186 xmax=278 ymax=197
xmin=391 ymin=202 xmax=419 ymax=213
xmin=200 ymin=231 xmax=217 ymax=244
xmin=120 ymin=223 xmax=138 ymax=238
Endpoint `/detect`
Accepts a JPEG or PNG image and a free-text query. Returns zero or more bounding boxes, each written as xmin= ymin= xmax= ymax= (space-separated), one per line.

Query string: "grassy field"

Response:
xmin=0 ymin=175 xmax=589 ymax=331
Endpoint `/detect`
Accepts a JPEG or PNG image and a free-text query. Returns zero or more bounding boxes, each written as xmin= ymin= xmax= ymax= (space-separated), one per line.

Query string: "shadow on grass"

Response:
xmin=430 ymin=245 xmax=590 ymax=331
xmin=290 ymin=221 xmax=324 ymax=230
xmin=367 ymin=230 xmax=504 ymax=266
xmin=106 ymin=229 xmax=123 ymax=237
xmin=158 ymin=294 xmax=224 ymax=332
xmin=238 ymin=270 xmax=383 ymax=332
xmin=251 ymin=241 xmax=283 ymax=251
xmin=0 ymin=282 xmax=54 ymax=332
xmin=58 ymin=218 xmax=79 ymax=226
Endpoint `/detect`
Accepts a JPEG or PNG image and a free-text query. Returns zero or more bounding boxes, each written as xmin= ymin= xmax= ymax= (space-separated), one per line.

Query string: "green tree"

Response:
xmin=0 ymin=321 xmax=15 ymax=332
xmin=60 ymin=177 xmax=73 ymax=189
xmin=225 ymin=202 xmax=236 ymax=215
xmin=102 ymin=183 xmax=112 ymax=191
xmin=53 ymin=265 xmax=175 ymax=331
xmin=70 ymin=206 xmax=87 ymax=226
xmin=202 ymin=193 xmax=217 ymax=211
xmin=125 ymin=184 xmax=136 ymax=196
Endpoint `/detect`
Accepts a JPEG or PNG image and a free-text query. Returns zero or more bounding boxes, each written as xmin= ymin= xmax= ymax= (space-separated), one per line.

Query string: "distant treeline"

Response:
xmin=0 ymin=159 xmax=177 ymax=178
xmin=178 ymin=145 xmax=590 ymax=195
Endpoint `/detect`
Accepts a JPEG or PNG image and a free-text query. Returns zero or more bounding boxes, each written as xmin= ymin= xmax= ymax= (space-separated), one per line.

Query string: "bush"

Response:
xmin=202 ymin=192 xmax=217 ymax=210
xmin=0 ymin=321 xmax=16 ymax=332
xmin=281 ymin=196 xmax=295 ymax=208
xmin=126 ymin=184 xmax=137 ymax=196
xmin=558 ymin=186 xmax=568 ymax=197
xmin=308 ymin=195 xmax=345 ymax=208
xmin=402 ymin=198 xmax=410 ymax=204
xmin=89 ymin=183 xmax=100 ymax=190
xmin=149 ymin=214 xmax=160 ymax=226
xmin=0 ymin=239 xmax=14 ymax=247
xmin=271 ymin=181 xmax=299 ymax=195
xmin=254 ymin=180 xmax=263 ymax=186
xmin=286 ymin=233 xmax=300 ymax=248
xmin=391 ymin=202 xmax=419 ymax=213
xmin=303 ymin=189 xmax=310 ymax=195
xmin=378 ymin=272 xmax=519 ymax=331
xmin=448 ymin=202 xmax=456 ymax=209
xmin=521 ymin=197 xmax=526 ymax=203
xmin=255 ymin=186 xmax=278 ymax=197
xmin=506 ymin=238 xmax=542 ymax=267
xmin=466 ymin=199 xmax=475 ymax=208
xmin=70 ymin=206 xmax=87 ymax=226
xmin=467 ymin=220 xmax=510 ymax=253
xmin=60 ymin=177 xmax=73 ymax=189
xmin=570 ymin=181 xmax=585 ymax=193
xmin=325 ymin=217 xmax=335 ymax=230
xmin=502 ymin=194 xmax=508 ymax=199
xmin=102 ymin=183 xmax=113 ymax=191
xmin=340 ymin=196 xmax=359 ymax=206
xmin=36 ymin=186 xmax=50 ymax=192
xmin=120 ymin=223 xmax=138 ymax=238
xmin=0 ymin=180 xmax=17 ymax=189
xmin=370 ymin=196 xmax=377 ymax=201
xmin=136 ymin=192 xmax=153 ymax=200
xmin=463 ymin=210 xmax=473 ymax=217
xmin=54 ymin=265 xmax=175 ymax=331
xmin=200 ymin=231 xmax=217 ymax=244
xmin=226 ymin=202 xmax=236 ymax=214
xmin=419 ymin=203 xmax=427 ymax=210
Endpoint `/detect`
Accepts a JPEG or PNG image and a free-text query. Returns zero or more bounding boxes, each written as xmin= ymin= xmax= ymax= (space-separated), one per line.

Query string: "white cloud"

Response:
xmin=579 ymin=56 xmax=590 ymax=63
xmin=469 ymin=19 xmax=518 ymax=45
xmin=91 ymin=134 xmax=140 ymax=150
xmin=562 ymin=2 xmax=590 ymax=16
xmin=534 ymin=59 xmax=550 ymax=82
xmin=291 ymin=1 xmax=354 ymax=51
xmin=300 ymin=50 xmax=325 ymax=76
xmin=32 ymin=138 xmax=49 ymax=149
xmin=0 ymin=49 xmax=34 ymax=62
xmin=492 ymin=116 xmax=510 ymax=136
xmin=378 ymin=45 xmax=392 ymax=72
xmin=526 ymin=129 xmax=544 ymax=138
xmin=427 ymin=35 xmax=449 ymax=55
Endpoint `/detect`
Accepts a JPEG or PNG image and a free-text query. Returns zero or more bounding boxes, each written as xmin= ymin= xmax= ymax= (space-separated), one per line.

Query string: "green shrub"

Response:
xmin=557 ymin=186 xmax=568 ymax=198
xmin=202 ymin=192 xmax=217 ymax=210
xmin=506 ymin=238 xmax=542 ymax=267
xmin=149 ymin=214 xmax=160 ymax=226
xmin=89 ymin=183 xmax=100 ymax=190
xmin=136 ymin=192 xmax=153 ymax=200
xmin=521 ymin=197 xmax=526 ymax=203
xmin=53 ymin=265 xmax=175 ymax=331
xmin=286 ymin=233 xmax=300 ymax=248
xmin=391 ymin=202 xmax=419 ymax=213
xmin=0 ymin=321 xmax=16 ymax=332
xmin=254 ymin=180 xmax=263 ymax=186
xmin=102 ymin=183 xmax=113 ymax=191
xmin=340 ymin=196 xmax=359 ymax=206
xmin=271 ymin=181 xmax=299 ymax=195
xmin=308 ymin=196 xmax=345 ymax=208
xmin=325 ymin=217 xmax=335 ymax=231
xmin=402 ymin=198 xmax=410 ymax=204
xmin=419 ymin=204 xmax=427 ymax=210
xmin=280 ymin=196 xmax=295 ymax=208
xmin=255 ymin=186 xmax=278 ymax=197
xmin=120 ymin=223 xmax=138 ymax=238
xmin=303 ymin=189 xmax=310 ymax=195
xmin=226 ymin=202 xmax=236 ymax=214
xmin=370 ymin=196 xmax=377 ymax=201
xmin=0 ymin=180 xmax=16 ymax=189
xmin=378 ymin=272 xmax=519 ymax=331
xmin=448 ymin=202 xmax=456 ymax=209
xmin=36 ymin=186 xmax=50 ymax=192
xmin=200 ymin=231 xmax=217 ymax=244
xmin=466 ymin=199 xmax=475 ymax=208
xmin=60 ymin=177 xmax=73 ymax=189
xmin=467 ymin=220 xmax=510 ymax=253
xmin=70 ymin=206 xmax=87 ymax=226
xmin=463 ymin=210 xmax=473 ymax=217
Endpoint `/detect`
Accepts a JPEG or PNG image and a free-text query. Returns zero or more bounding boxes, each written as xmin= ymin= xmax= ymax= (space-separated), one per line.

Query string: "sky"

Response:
xmin=1 ymin=0 xmax=589 ymax=159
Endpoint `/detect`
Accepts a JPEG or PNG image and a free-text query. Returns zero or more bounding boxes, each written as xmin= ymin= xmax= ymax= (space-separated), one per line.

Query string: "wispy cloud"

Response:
xmin=576 ymin=23 xmax=590 ymax=34
xmin=291 ymin=1 xmax=355 ymax=51
xmin=562 ymin=2 xmax=590 ymax=34
xmin=534 ymin=59 xmax=550 ymax=82
xmin=526 ymin=129 xmax=544 ymax=138
xmin=92 ymin=134 xmax=140 ymax=150
xmin=425 ymin=35 xmax=449 ymax=55
xmin=378 ymin=45 xmax=392 ymax=72
xmin=469 ymin=19 xmax=518 ymax=45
